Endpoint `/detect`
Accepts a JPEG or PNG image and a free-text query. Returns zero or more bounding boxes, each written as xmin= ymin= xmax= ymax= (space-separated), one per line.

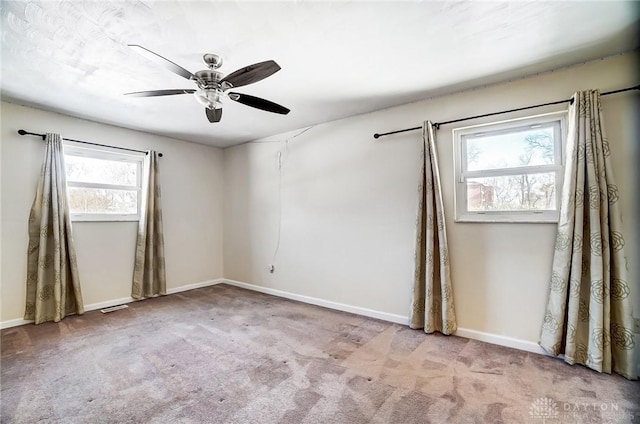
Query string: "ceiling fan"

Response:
xmin=125 ymin=44 xmax=290 ymax=123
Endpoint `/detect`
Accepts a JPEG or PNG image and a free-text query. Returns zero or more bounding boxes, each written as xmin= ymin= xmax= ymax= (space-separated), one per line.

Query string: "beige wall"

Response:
xmin=223 ymin=53 xmax=638 ymax=350
xmin=1 ymin=102 xmax=224 ymax=322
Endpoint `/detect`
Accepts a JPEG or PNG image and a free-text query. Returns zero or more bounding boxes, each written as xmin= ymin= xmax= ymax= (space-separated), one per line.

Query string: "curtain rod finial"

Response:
xmin=373 ymin=133 xmax=380 ymax=139
xmin=17 ymin=129 xmax=26 ymax=135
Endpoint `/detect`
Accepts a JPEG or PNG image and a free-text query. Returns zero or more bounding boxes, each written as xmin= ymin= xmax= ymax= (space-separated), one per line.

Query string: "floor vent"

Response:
xmin=100 ymin=305 xmax=129 ymax=314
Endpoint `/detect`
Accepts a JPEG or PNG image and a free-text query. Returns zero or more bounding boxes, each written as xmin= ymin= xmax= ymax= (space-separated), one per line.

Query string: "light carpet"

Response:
xmin=1 ymin=284 xmax=638 ymax=423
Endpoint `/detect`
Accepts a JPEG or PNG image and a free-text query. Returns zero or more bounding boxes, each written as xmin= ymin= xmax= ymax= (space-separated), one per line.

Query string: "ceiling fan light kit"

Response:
xmin=125 ymin=44 xmax=290 ymax=123
xmin=194 ymin=88 xmax=224 ymax=110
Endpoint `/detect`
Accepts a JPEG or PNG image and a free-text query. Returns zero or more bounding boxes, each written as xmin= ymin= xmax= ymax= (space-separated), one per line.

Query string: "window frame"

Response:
xmin=63 ymin=142 xmax=145 ymax=222
xmin=453 ymin=111 xmax=566 ymax=223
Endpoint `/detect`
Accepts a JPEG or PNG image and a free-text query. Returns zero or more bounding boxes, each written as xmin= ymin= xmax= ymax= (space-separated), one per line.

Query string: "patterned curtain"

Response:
xmin=539 ymin=90 xmax=636 ymax=380
xmin=410 ymin=121 xmax=457 ymax=335
xmin=132 ymin=151 xmax=166 ymax=299
xmin=25 ymin=133 xmax=84 ymax=324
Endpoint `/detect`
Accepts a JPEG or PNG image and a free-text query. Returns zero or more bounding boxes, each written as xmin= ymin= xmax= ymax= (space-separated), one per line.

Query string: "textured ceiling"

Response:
xmin=1 ymin=1 xmax=638 ymax=148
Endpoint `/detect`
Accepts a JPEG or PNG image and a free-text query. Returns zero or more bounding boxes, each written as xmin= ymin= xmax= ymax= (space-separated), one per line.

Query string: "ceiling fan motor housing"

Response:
xmin=195 ymin=70 xmax=225 ymax=88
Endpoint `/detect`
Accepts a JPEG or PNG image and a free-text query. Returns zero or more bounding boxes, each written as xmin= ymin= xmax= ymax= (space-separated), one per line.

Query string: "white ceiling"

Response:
xmin=1 ymin=1 xmax=638 ymax=148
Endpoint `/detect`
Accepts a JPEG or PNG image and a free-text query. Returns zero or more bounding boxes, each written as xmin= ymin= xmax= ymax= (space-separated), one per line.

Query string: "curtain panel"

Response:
xmin=132 ymin=151 xmax=166 ymax=299
xmin=410 ymin=121 xmax=457 ymax=335
xmin=539 ymin=90 xmax=636 ymax=380
xmin=24 ymin=133 xmax=84 ymax=324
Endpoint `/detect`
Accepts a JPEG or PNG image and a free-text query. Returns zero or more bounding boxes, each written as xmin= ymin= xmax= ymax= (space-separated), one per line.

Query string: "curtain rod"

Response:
xmin=373 ymin=85 xmax=640 ymax=139
xmin=17 ymin=129 xmax=163 ymax=157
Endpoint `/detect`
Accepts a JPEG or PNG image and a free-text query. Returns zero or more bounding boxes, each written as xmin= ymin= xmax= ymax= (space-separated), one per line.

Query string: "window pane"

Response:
xmin=466 ymin=126 xmax=555 ymax=171
xmin=467 ymin=172 xmax=557 ymax=211
xmin=68 ymin=187 xmax=138 ymax=214
xmin=65 ymin=155 xmax=137 ymax=186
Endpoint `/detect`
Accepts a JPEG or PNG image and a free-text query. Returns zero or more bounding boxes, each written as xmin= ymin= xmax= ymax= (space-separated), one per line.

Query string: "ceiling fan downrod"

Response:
xmin=203 ymin=53 xmax=223 ymax=69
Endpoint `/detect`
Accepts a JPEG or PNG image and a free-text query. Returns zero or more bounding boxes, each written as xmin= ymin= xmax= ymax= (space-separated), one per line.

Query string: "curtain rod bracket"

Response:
xmin=18 ymin=129 xmax=45 ymax=140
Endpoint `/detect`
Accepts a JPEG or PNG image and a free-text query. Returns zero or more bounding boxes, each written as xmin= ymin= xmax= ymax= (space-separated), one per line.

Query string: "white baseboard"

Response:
xmin=74 ymin=278 xmax=224 ymax=314
xmin=166 ymin=278 xmax=224 ymax=295
xmin=221 ymin=278 xmax=549 ymax=357
xmin=84 ymin=296 xmax=136 ymax=313
xmin=454 ymin=327 xmax=549 ymax=356
xmin=222 ymin=279 xmax=409 ymax=325
xmin=1 ymin=318 xmax=34 ymax=329
xmin=0 ymin=278 xmax=224 ymax=330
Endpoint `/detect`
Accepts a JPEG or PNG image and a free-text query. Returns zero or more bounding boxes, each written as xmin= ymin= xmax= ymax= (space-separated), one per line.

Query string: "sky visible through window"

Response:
xmin=466 ymin=126 xmax=555 ymax=171
xmin=65 ymin=155 xmax=137 ymax=186
xmin=65 ymin=154 xmax=139 ymax=216
xmin=464 ymin=125 xmax=557 ymax=212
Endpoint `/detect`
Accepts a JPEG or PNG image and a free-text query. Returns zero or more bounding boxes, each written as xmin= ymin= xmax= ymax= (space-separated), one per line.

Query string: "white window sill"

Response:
xmin=71 ymin=215 xmax=140 ymax=222
xmin=455 ymin=213 xmax=559 ymax=224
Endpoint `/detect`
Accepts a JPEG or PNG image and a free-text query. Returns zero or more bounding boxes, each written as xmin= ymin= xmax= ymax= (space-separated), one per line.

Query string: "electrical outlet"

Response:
xmin=268 ymin=264 xmax=275 ymax=274
xmin=634 ymin=318 xmax=640 ymax=334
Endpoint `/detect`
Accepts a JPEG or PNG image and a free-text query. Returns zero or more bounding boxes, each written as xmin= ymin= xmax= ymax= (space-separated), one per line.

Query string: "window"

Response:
xmin=453 ymin=112 xmax=565 ymax=223
xmin=63 ymin=143 xmax=144 ymax=221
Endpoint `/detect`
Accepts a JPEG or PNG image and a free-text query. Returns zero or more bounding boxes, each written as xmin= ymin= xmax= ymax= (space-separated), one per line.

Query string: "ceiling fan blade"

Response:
xmin=206 ymin=108 xmax=223 ymax=123
xmin=125 ymin=89 xmax=196 ymax=97
xmin=228 ymin=92 xmax=290 ymax=115
xmin=128 ymin=44 xmax=196 ymax=81
xmin=221 ymin=60 xmax=281 ymax=88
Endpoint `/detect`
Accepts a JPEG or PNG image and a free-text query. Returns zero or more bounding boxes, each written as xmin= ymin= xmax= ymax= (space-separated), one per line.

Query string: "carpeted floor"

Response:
xmin=1 ymin=284 xmax=638 ymax=423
